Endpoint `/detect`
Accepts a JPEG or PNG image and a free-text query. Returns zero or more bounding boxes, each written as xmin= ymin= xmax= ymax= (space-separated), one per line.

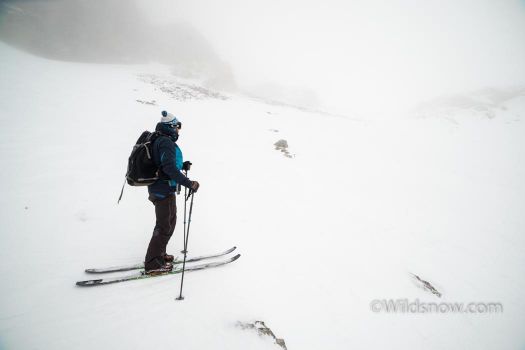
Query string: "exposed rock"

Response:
xmin=236 ymin=321 xmax=287 ymax=350
xmin=274 ymin=139 xmax=293 ymax=158
xmin=410 ymin=273 xmax=442 ymax=298
xmin=138 ymin=74 xmax=228 ymax=101
xmin=413 ymin=86 xmax=525 ymax=122
xmin=274 ymin=139 xmax=288 ymax=149
xmin=136 ymin=99 xmax=156 ymax=105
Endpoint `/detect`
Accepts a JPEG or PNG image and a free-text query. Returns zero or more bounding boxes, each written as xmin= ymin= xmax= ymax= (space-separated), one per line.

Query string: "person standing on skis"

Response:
xmin=145 ymin=110 xmax=200 ymax=274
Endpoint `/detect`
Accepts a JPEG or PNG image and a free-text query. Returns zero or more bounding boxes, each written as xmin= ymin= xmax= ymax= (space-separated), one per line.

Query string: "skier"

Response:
xmin=145 ymin=110 xmax=200 ymax=274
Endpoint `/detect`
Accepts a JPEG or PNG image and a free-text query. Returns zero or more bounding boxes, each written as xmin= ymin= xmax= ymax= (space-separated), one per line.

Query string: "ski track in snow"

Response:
xmin=0 ymin=42 xmax=525 ymax=350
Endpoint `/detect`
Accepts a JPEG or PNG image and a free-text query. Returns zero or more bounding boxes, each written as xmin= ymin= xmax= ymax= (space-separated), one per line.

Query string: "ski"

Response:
xmin=76 ymin=254 xmax=241 ymax=287
xmin=84 ymin=246 xmax=237 ymax=273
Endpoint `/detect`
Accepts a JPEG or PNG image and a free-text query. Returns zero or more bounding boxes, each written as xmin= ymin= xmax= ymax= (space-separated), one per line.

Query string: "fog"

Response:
xmin=2 ymin=0 xmax=525 ymax=117
xmin=138 ymin=0 xmax=525 ymax=117
xmin=0 ymin=0 xmax=236 ymax=90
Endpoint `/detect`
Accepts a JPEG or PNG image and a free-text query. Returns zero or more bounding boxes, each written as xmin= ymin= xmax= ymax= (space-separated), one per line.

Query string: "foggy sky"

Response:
xmin=137 ymin=0 xmax=525 ymax=117
xmin=2 ymin=0 xmax=525 ymax=117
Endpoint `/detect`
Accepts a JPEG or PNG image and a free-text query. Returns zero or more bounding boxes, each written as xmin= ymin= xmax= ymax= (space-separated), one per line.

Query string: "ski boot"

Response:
xmin=145 ymin=262 xmax=173 ymax=275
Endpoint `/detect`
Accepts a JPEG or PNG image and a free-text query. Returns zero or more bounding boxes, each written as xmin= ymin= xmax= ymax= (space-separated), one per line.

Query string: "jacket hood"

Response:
xmin=155 ymin=122 xmax=179 ymax=142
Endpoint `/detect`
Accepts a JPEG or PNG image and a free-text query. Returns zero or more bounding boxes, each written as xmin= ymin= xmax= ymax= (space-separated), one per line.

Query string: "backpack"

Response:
xmin=118 ymin=131 xmax=160 ymax=203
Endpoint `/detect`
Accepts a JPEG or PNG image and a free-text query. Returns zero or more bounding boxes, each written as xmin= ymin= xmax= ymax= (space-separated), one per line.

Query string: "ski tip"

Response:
xmin=76 ymin=279 xmax=103 ymax=287
xmin=232 ymin=253 xmax=241 ymax=261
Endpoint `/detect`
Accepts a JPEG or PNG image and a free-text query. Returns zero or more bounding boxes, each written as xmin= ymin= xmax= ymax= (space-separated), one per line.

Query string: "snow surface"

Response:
xmin=1 ymin=42 xmax=525 ymax=349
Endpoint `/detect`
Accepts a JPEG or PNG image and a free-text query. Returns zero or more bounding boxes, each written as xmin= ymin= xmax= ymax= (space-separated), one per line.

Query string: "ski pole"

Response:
xmin=176 ymin=190 xmax=195 ymax=301
xmin=181 ymin=170 xmax=188 ymax=254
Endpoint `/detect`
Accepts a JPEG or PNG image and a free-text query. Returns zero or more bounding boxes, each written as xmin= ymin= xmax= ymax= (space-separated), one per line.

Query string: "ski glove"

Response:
xmin=190 ymin=181 xmax=200 ymax=193
xmin=182 ymin=161 xmax=192 ymax=171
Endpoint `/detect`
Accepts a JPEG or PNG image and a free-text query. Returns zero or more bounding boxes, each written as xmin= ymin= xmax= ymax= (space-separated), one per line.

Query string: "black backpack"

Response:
xmin=118 ymin=131 xmax=160 ymax=203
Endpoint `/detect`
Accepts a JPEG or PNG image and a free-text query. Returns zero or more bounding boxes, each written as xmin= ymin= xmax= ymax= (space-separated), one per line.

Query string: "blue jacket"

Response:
xmin=148 ymin=122 xmax=193 ymax=199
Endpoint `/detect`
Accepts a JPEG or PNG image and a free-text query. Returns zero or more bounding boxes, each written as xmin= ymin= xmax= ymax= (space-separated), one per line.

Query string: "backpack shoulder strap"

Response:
xmin=150 ymin=132 xmax=168 ymax=149
xmin=150 ymin=133 xmax=173 ymax=179
xmin=149 ymin=131 xmax=160 ymax=141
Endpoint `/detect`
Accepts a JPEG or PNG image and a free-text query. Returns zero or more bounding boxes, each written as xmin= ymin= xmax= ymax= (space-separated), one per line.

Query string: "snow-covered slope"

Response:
xmin=1 ymin=42 xmax=524 ymax=350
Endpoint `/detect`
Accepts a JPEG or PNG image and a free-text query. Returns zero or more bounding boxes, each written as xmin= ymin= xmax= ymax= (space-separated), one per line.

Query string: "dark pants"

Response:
xmin=145 ymin=194 xmax=177 ymax=270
